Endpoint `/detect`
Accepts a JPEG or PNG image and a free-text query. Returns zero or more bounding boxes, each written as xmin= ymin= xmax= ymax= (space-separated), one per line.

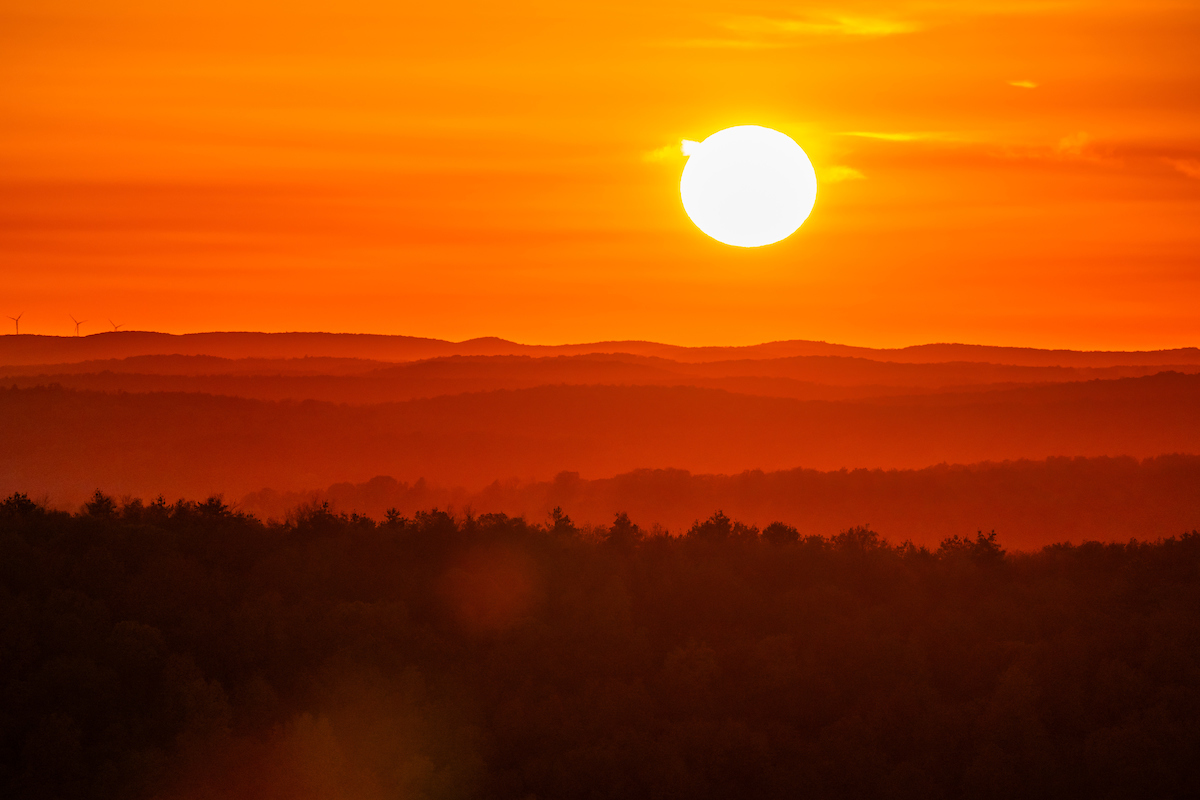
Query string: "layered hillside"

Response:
xmin=3 ymin=332 xmax=1198 ymax=547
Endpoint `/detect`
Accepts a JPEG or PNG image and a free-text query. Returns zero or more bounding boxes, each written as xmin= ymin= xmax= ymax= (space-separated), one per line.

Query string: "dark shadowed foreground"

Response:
xmin=3 ymin=493 xmax=1199 ymax=800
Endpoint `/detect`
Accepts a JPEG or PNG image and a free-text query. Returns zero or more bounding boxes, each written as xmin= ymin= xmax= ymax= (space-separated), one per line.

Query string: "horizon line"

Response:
xmin=1 ymin=329 xmax=1198 ymax=355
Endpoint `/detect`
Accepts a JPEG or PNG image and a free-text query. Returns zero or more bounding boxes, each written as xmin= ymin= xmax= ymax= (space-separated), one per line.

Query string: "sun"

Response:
xmin=680 ymin=125 xmax=818 ymax=248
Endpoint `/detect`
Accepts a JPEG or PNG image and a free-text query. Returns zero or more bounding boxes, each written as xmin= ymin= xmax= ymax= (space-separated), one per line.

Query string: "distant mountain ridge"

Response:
xmin=2 ymin=330 xmax=1199 ymax=367
xmin=4 ymin=352 xmax=1198 ymax=405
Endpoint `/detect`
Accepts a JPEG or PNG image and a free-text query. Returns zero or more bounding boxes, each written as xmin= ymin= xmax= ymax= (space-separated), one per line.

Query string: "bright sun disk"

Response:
xmin=680 ymin=125 xmax=817 ymax=247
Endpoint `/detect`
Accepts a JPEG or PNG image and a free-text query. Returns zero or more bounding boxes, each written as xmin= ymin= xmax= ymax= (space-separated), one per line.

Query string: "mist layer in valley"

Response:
xmin=3 ymin=332 xmax=1198 ymax=549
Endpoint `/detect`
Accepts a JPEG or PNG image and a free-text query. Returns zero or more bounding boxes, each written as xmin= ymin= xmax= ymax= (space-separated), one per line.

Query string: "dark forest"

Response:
xmin=3 ymin=492 xmax=1198 ymax=799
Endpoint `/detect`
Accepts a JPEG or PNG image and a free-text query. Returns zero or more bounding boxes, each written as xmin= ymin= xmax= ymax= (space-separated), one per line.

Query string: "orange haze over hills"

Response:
xmin=3 ymin=1 xmax=1199 ymax=348
xmin=2 ymin=332 xmax=1199 ymax=549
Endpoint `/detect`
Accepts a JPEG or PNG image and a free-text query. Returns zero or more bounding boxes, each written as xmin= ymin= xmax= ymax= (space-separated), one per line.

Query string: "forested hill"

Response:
xmin=5 ymin=374 xmax=1200 ymax=505
xmin=2 ymin=493 xmax=1199 ymax=799
xmin=241 ymin=455 xmax=1200 ymax=550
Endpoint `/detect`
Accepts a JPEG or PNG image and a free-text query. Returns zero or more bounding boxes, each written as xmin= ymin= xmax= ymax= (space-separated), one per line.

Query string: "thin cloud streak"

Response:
xmin=642 ymin=143 xmax=683 ymax=163
xmin=658 ymin=38 xmax=785 ymax=49
xmin=823 ymin=166 xmax=866 ymax=183
xmin=723 ymin=15 xmax=921 ymax=38
xmin=841 ymin=131 xmax=953 ymax=142
xmin=1165 ymin=158 xmax=1200 ymax=179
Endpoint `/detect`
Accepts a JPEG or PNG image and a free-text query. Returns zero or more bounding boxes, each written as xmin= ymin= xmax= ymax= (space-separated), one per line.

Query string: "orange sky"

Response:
xmin=2 ymin=0 xmax=1198 ymax=348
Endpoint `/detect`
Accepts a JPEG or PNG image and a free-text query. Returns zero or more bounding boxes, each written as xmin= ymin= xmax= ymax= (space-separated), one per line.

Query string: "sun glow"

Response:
xmin=679 ymin=126 xmax=818 ymax=248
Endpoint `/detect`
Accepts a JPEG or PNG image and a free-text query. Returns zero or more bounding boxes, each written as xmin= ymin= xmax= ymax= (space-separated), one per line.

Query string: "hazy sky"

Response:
xmin=2 ymin=0 xmax=1198 ymax=347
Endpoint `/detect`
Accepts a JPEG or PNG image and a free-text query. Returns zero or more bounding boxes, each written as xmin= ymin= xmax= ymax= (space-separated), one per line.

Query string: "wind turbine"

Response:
xmin=6 ymin=312 xmax=20 ymax=335
xmin=69 ymin=315 xmax=86 ymax=337
xmin=109 ymin=319 xmax=124 ymax=332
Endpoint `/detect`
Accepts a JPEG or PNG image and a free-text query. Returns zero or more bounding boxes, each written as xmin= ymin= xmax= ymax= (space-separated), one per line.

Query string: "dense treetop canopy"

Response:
xmin=2 ymin=491 xmax=1198 ymax=799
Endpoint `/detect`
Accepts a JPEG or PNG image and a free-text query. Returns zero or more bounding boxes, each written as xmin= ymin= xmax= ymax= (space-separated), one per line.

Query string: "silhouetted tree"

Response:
xmin=832 ymin=524 xmax=886 ymax=554
xmin=763 ymin=521 xmax=800 ymax=545
xmin=938 ymin=529 xmax=1006 ymax=565
xmin=83 ymin=488 xmax=116 ymax=518
xmin=606 ymin=510 xmax=642 ymax=548
xmin=1 ymin=491 xmax=41 ymax=517
xmin=549 ymin=505 xmax=576 ymax=535
xmin=688 ymin=509 xmax=733 ymax=541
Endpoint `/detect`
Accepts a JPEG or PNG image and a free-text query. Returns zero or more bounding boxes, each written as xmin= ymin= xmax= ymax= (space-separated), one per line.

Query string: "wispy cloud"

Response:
xmin=823 ymin=166 xmax=866 ymax=183
xmin=663 ymin=10 xmax=921 ymax=48
xmin=1056 ymin=131 xmax=1094 ymax=158
xmin=840 ymin=131 xmax=949 ymax=142
xmin=1165 ymin=158 xmax=1200 ymax=179
xmin=661 ymin=38 xmax=785 ymax=50
xmin=643 ymin=143 xmax=685 ymax=162
xmin=724 ymin=15 xmax=921 ymax=38
xmin=684 ymin=1 xmax=1169 ymax=51
xmin=1009 ymin=80 xmax=1038 ymax=89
